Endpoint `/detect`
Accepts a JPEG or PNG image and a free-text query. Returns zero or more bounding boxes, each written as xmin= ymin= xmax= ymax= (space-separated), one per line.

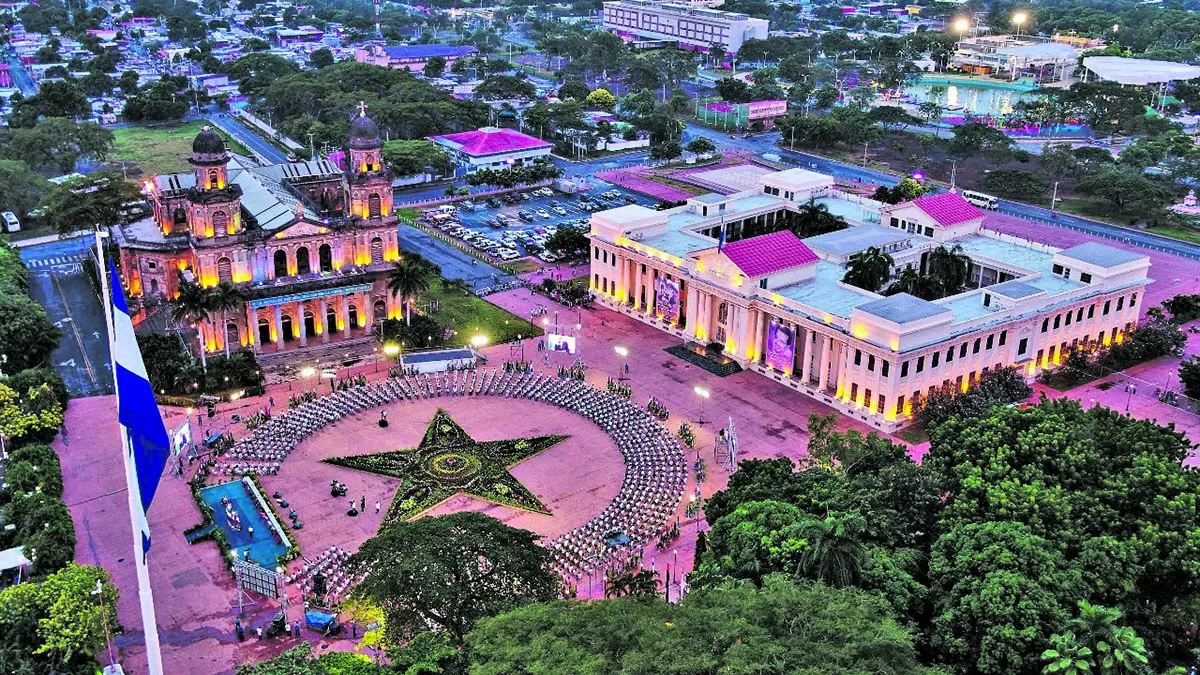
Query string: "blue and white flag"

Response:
xmin=716 ymin=222 xmax=726 ymax=254
xmin=108 ymin=260 xmax=170 ymax=557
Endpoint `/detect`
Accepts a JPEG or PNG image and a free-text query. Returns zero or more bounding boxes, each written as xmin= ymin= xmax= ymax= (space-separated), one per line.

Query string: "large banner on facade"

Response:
xmin=656 ymin=276 xmax=680 ymax=324
xmin=765 ymin=320 xmax=796 ymax=375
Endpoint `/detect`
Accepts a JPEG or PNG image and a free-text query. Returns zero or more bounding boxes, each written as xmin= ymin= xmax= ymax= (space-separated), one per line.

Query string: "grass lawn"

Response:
xmin=111 ymin=121 xmax=249 ymax=178
xmin=424 ymin=278 xmax=543 ymax=347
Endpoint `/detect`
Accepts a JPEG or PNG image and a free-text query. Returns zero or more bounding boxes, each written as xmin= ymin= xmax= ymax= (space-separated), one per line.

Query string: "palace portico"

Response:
xmin=590 ymin=169 xmax=1150 ymax=431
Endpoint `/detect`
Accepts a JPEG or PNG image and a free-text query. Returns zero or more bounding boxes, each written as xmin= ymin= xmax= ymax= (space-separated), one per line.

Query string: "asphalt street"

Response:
xmin=208 ymin=111 xmax=290 ymax=165
xmin=398 ymin=225 xmax=517 ymax=290
xmin=19 ymin=236 xmax=114 ymax=398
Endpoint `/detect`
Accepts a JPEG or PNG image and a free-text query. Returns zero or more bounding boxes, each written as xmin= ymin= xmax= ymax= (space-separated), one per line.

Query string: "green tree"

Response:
xmin=585 ymin=87 xmax=616 ymax=111
xmin=467 ymin=576 xmax=937 ymax=675
xmin=309 ymin=48 xmax=334 ymax=69
xmin=386 ymin=256 xmax=435 ymax=327
xmin=842 ymin=246 xmax=894 ymax=292
xmin=0 ymin=564 xmax=118 ymax=672
xmin=0 ymin=294 xmax=61 ymax=372
xmin=685 ymin=137 xmax=715 ymax=155
xmin=423 ymin=55 xmax=446 ymax=79
xmin=38 ymin=170 xmax=140 ymax=235
xmin=814 ymin=83 xmax=840 ymax=109
xmin=1042 ymin=632 xmax=1094 ymax=675
xmin=714 ymin=76 xmax=751 ymax=103
xmin=948 ymin=122 xmax=1014 ymax=160
xmin=171 ymin=281 xmax=213 ymax=372
xmin=1075 ymin=167 xmax=1171 ymax=213
xmin=209 ymin=281 xmax=245 ymax=357
xmin=381 ymin=140 xmax=452 ymax=177
xmin=926 ymin=244 xmax=971 ymax=294
xmin=557 ymin=81 xmax=590 ymax=102
xmin=648 ymin=139 xmax=682 ymax=163
xmin=543 ymin=226 xmax=588 ymax=258
xmin=346 ymin=512 xmax=558 ymax=644
xmin=798 ymin=514 xmax=867 ymax=588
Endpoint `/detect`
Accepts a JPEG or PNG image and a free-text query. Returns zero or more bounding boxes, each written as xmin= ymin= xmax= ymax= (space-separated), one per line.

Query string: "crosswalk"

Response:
xmin=26 ymin=253 xmax=86 ymax=268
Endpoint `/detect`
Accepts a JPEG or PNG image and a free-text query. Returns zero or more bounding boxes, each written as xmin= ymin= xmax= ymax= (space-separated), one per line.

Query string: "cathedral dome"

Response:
xmin=192 ymin=126 xmax=227 ymax=155
xmin=348 ymin=107 xmax=381 ymax=149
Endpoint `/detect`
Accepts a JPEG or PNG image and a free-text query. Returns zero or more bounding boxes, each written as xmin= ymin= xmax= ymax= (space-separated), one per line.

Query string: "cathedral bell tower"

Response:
xmin=346 ymin=102 xmax=393 ymax=221
xmin=186 ymin=126 xmax=241 ymax=238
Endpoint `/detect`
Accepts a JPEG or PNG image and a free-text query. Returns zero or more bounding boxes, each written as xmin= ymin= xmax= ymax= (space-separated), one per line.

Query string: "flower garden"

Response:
xmin=322 ymin=409 xmax=569 ymax=525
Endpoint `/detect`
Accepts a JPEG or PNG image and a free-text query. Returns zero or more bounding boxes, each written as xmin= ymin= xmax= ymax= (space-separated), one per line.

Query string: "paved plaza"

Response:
xmin=55 ymin=208 xmax=1200 ymax=672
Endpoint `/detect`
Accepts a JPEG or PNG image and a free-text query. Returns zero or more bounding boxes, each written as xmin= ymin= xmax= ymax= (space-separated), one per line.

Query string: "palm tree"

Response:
xmin=1070 ymin=603 xmax=1148 ymax=675
xmin=171 ymin=280 xmax=213 ymax=372
xmin=927 ymin=245 xmax=972 ymax=293
xmin=387 ymin=257 xmax=434 ymax=327
xmin=1042 ymin=631 xmax=1094 ymax=675
xmin=209 ymin=281 xmax=245 ymax=357
xmin=790 ymin=197 xmax=849 ymax=238
xmin=842 ymin=247 xmax=894 ymax=292
xmin=624 ymin=569 xmax=661 ymax=599
xmin=886 ymin=266 xmax=946 ymax=300
xmin=797 ymin=514 xmax=866 ymax=588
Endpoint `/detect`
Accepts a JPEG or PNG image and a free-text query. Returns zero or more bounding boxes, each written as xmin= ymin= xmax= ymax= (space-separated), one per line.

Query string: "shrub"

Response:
xmin=915 ymin=366 xmax=1032 ymax=429
xmin=4 ymin=367 xmax=68 ymax=409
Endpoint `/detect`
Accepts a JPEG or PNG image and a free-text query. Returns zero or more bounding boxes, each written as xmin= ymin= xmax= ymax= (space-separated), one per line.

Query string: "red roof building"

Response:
xmin=909 ymin=193 xmax=985 ymax=227
xmin=721 ymin=230 xmax=819 ymax=277
xmin=429 ymin=127 xmax=553 ymax=177
xmin=880 ymin=191 xmax=986 ymax=241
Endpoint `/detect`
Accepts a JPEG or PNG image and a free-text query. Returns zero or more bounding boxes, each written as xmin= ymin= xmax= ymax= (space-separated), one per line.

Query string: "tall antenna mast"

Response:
xmin=375 ymin=0 xmax=382 ymax=37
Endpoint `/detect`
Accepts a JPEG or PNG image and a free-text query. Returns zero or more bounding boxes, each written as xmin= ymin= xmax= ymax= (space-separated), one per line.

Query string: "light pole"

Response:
xmin=1012 ymin=11 xmax=1027 ymax=38
xmin=954 ymin=17 xmax=969 ymax=42
xmin=615 ymin=346 xmax=629 ymax=381
xmin=694 ymin=386 xmax=710 ymax=424
xmin=1126 ymin=384 xmax=1136 ymax=412
xmin=1166 ymin=370 xmax=1175 ymax=392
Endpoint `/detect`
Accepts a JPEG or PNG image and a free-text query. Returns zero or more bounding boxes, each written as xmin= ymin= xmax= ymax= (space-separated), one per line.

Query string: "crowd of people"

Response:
xmin=222 ymin=368 xmax=686 ymax=585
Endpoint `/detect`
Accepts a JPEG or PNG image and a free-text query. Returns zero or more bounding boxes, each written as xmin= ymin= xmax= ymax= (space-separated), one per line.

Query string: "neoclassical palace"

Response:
xmin=113 ymin=109 xmax=403 ymax=354
xmin=589 ymin=167 xmax=1150 ymax=431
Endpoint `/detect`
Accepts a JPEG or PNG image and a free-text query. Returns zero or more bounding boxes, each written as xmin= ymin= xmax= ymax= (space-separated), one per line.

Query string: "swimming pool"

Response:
xmin=905 ymin=76 xmax=1041 ymax=116
xmin=200 ymin=479 xmax=289 ymax=568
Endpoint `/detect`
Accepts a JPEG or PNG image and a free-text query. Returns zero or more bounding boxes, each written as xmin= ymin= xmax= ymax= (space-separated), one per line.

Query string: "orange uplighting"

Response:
xmin=1114 ymin=331 xmax=1125 ymax=344
xmin=902 ymin=399 xmax=913 ymax=417
xmin=961 ymin=379 xmax=970 ymax=393
xmin=852 ymin=325 xmax=868 ymax=339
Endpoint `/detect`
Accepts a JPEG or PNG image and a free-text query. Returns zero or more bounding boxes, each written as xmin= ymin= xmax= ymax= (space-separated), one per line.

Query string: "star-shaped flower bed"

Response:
xmin=322 ymin=408 xmax=568 ymax=525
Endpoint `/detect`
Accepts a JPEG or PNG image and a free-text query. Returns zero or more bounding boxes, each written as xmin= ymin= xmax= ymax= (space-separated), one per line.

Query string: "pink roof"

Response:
xmin=429 ymin=127 xmax=552 ymax=157
xmin=721 ymin=230 xmax=818 ymax=277
xmin=909 ymin=192 xmax=984 ymax=227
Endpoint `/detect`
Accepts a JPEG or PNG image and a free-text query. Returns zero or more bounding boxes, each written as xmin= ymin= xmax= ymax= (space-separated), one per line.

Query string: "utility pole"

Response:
xmin=1050 ymin=180 xmax=1059 ymax=211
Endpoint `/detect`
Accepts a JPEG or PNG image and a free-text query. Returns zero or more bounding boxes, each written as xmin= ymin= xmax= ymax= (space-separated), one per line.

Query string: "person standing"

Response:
xmin=360 ymin=496 xmax=366 ymax=512
xmin=256 ymin=625 xmax=263 ymax=640
xmin=375 ymin=500 xmax=381 ymax=514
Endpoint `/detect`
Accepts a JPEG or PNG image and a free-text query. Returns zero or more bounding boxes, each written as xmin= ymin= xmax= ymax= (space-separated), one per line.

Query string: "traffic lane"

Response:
xmin=397 ymin=224 xmax=516 ymax=289
xmin=208 ymin=113 xmax=289 ymax=165
xmin=20 ymin=236 xmax=114 ymax=397
xmin=998 ymin=201 xmax=1200 ymax=261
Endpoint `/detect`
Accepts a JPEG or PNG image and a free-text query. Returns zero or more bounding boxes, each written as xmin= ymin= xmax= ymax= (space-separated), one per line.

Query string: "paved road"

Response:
xmin=7 ymin=57 xmax=37 ymax=96
xmin=19 ymin=236 xmax=114 ymax=398
xmin=208 ymin=112 xmax=290 ymax=165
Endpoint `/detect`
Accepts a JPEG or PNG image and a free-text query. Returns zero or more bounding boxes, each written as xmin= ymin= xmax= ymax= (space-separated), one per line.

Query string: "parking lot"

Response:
xmin=421 ymin=185 xmax=657 ymax=263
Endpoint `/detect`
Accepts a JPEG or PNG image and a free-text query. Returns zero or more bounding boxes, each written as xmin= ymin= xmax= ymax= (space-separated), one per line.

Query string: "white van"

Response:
xmin=1 ymin=212 xmax=20 ymax=232
xmin=961 ymin=190 xmax=998 ymax=210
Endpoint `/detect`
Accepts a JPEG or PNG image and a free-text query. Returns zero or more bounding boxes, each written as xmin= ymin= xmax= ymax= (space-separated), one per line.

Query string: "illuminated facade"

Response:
xmin=589 ymin=168 xmax=1150 ymax=431
xmin=113 ymin=111 xmax=403 ymax=355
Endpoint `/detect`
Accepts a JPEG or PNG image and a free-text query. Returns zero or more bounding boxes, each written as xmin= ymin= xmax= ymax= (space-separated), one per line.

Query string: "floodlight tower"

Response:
xmin=375 ymin=0 xmax=382 ymax=37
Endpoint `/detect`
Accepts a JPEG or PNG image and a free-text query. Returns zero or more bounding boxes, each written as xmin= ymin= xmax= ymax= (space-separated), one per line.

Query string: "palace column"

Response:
xmin=835 ymin=342 xmax=850 ymax=401
xmin=319 ymin=297 xmax=330 ymax=344
xmin=633 ymin=263 xmax=643 ymax=310
xmin=743 ymin=309 xmax=758 ymax=361
xmin=273 ymin=305 xmax=283 ymax=349
xmin=342 ymin=295 xmax=351 ymax=338
xmin=818 ymin=334 xmax=832 ymax=391
xmin=248 ymin=305 xmax=260 ymax=353
xmin=646 ymin=268 xmax=656 ymax=317
xmin=358 ymin=292 xmax=370 ymax=329
xmin=802 ymin=328 xmax=816 ymax=384
xmin=298 ymin=302 xmax=307 ymax=347
xmin=685 ymin=284 xmax=699 ymax=335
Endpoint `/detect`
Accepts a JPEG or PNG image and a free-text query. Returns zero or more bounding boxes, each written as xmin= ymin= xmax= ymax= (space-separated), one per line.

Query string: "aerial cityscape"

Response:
xmin=1 ymin=0 xmax=1200 ymax=672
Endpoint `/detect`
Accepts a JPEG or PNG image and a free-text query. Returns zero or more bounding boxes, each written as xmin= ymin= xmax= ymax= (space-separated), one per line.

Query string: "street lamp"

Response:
xmin=1012 ymin=11 xmax=1027 ymax=38
xmin=299 ymin=366 xmax=315 ymax=379
xmin=470 ymin=334 xmax=489 ymax=350
xmin=383 ymin=343 xmax=400 ymax=360
xmin=1126 ymin=383 xmax=1136 ymax=412
xmin=954 ymin=17 xmax=969 ymax=39
xmin=1166 ymin=370 xmax=1175 ymax=392
xmin=694 ymin=386 xmax=710 ymax=424
xmin=615 ymin=346 xmax=629 ymax=381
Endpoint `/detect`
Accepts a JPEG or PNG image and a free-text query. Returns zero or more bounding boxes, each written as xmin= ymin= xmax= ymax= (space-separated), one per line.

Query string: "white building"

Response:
xmin=588 ymin=168 xmax=1149 ymax=431
xmin=428 ymin=127 xmax=554 ymax=177
xmin=602 ymin=0 xmax=769 ymax=54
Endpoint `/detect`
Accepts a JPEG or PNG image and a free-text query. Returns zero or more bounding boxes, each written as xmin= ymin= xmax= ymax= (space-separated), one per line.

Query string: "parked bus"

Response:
xmin=961 ymin=190 xmax=999 ymax=210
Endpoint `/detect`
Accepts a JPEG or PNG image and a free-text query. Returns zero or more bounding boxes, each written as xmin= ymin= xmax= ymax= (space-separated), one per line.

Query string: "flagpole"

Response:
xmin=96 ymin=229 xmax=167 ymax=675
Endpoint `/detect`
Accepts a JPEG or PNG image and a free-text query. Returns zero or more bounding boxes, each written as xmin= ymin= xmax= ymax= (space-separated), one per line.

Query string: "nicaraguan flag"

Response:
xmin=108 ymin=260 xmax=170 ymax=557
xmin=717 ymin=223 xmax=726 ymax=254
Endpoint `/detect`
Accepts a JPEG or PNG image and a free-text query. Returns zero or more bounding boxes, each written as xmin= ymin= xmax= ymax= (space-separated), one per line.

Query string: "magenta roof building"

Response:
xmin=429 ymin=127 xmax=553 ymax=177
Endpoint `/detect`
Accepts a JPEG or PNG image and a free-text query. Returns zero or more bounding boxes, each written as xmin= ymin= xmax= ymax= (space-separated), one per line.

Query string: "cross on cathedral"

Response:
xmin=358 ymin=101 xmax=368 ymax=117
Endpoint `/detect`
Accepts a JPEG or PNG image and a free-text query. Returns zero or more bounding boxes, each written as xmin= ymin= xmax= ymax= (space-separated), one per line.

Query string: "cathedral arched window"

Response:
xmin=172 ymin=207 xmax=188 ymax=226
xmin=208 ymin=170 xmax=219 ymax=190
xmin=368 ymin=194 xmax=382 ymax=219
xmin=212 ymin=211 xmax=228 ymax=237
xmin=370 ymin=237 xmax=383 ymax=265
xmin=217 ymin=257 xmax=233 ymax=283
